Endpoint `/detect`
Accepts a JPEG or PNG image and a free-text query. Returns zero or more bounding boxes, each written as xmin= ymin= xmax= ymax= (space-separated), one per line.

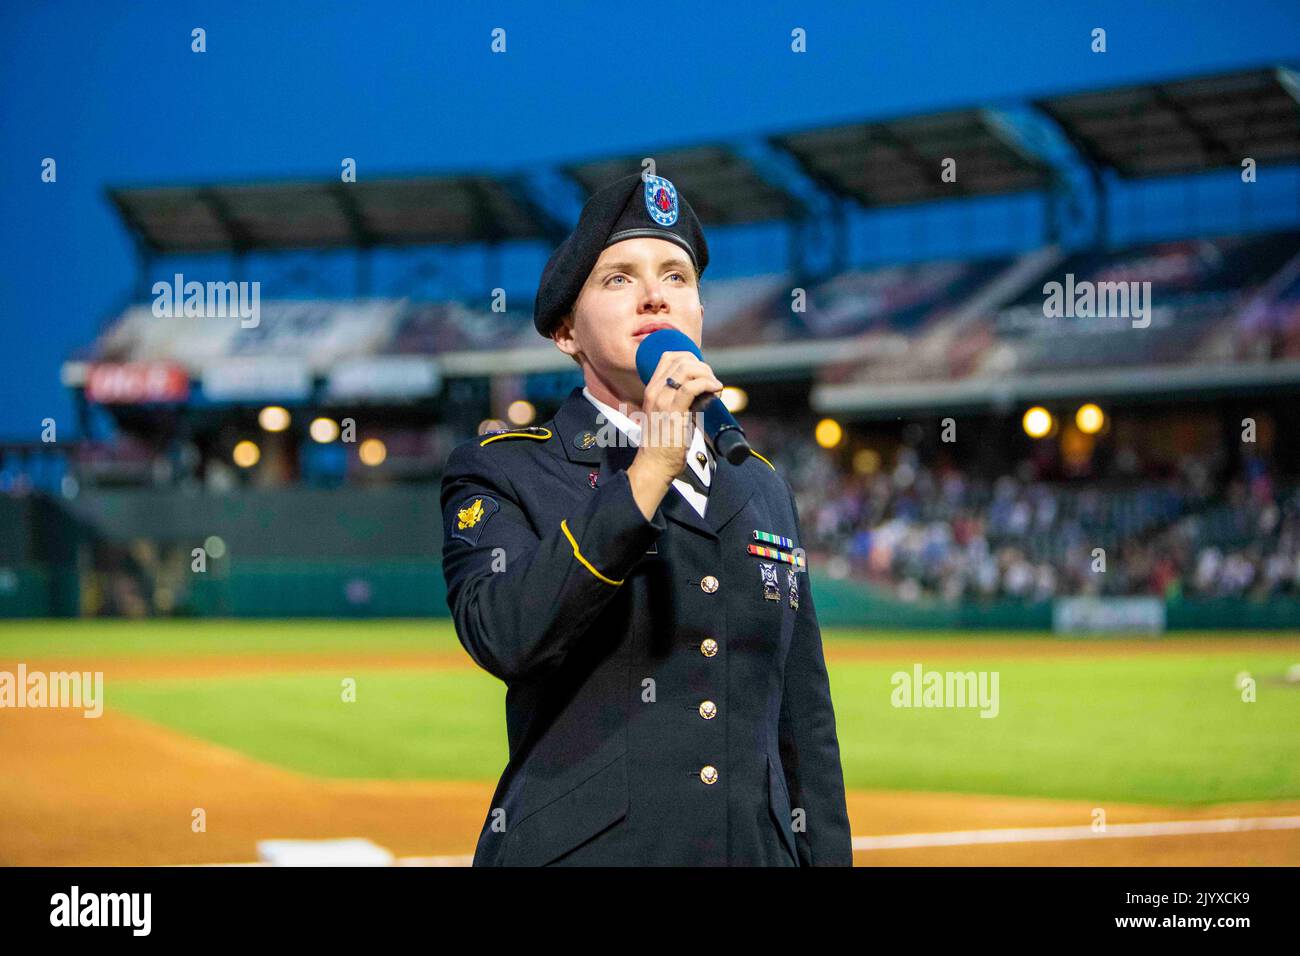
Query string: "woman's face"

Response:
xmin=553 ymin=236 xmax=703 ymax=402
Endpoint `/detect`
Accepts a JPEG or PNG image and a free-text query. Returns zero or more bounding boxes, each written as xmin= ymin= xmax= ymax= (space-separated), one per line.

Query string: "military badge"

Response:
xmin=643 ymin=175 xmax=680 ymax=227
xmin=746 ymin=543 xmax=806 ymax=569
xmin=753 ymin=529 xmax=794 ymax=549
xmin=458 ymin=498 xmax=485 ymax=529
xmin=759 ymin=562 xmax=780 ymax=602
xmin=588 ymin=470 xmax=599 ymax=489
xmin=786 ymin=567 xmax=800 ymax=610
xmin=450 ymin=494 xmax=500 ymax=546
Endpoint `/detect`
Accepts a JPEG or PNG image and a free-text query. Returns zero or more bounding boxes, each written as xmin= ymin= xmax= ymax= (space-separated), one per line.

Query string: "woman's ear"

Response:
xmin=552 ymin=312 xmax=581 ymax=362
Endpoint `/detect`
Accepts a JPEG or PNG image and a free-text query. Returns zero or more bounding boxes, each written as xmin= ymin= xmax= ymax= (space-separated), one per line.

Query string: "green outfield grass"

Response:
xmin=4 ymin=620 xmax=1299 ymax=804
xmin=0 ymin=619 xmax=470 ymax=657
xmin=831 ymin=653 xmax=1300 ymax=804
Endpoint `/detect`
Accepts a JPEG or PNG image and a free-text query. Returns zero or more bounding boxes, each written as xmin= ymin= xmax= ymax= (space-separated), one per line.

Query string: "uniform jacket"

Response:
xmin=439 ymin=386 xmax=852 ymax=866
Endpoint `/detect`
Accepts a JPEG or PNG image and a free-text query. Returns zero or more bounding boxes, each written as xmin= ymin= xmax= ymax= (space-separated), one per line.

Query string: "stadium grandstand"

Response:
xmin=4 ymin=63 xmax=1300 ymax=630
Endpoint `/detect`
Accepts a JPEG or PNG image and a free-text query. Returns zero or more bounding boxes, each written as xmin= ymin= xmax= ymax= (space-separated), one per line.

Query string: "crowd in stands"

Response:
xmin=750 ymin=419 xmax=1300 ymax=603
xmin=8 ymin=398 xmax=1299 ymax=608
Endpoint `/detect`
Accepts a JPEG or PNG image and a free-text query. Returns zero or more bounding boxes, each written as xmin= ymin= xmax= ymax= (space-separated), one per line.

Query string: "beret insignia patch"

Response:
xmin=450 ymin=494 xmax=500 ymax=546
xmin=644 ymin=175 xmax=679 ymax=227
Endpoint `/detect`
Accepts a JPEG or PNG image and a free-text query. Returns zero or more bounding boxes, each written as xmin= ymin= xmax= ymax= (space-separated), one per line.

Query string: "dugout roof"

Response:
xmin=769 ymin=108 xmax=1050 ymax=208
xmin=1036 ymin=66 xmax=1300 ymax=179
xmin=563 ymin=146 xmax=807 ymax=224
xmin=107 ymin=175 xmax=567 ymax=254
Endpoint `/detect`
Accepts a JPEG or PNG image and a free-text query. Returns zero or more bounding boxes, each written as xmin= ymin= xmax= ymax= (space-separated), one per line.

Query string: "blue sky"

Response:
xmin=2 ymin=0 xmax=1298 ymax=440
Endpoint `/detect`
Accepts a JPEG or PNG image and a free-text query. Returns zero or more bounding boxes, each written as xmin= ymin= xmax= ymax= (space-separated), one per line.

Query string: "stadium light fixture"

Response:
xmin=232 ymin=440 xmax=260 ymax=468
xmin=815 ymin=418 xmax=844 ymax=449
xmin=720 ymin=386 xmax=748 ymax=413
xmin=1076 ymin=403 xmax=1105 ymax=435
xmin=853 ymin=448 xmax=881 ymax=474
xmin=359 ymin=438 xmax=387 ymax=467
xmin=1022 ymin=406 xmax=1053 ymax=439
xmin=310 ymin=417 xmax=340 ymax=443
xmin=506 ymin=400 xmax=536 ymax=426
xmin=258 ymin=406 xmax=291 ymax=432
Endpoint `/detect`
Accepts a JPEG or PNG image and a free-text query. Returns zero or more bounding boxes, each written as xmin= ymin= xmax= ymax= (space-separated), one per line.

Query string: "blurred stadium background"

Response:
xmin=8 ymin=65 xmax=1300 ymax=628
xmin=1 ymin=4 xmax=1299 ymax=865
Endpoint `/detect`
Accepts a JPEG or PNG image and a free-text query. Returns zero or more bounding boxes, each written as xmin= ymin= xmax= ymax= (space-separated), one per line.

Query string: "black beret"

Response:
xmin=534 ymin=173 xmax=709 ymax=337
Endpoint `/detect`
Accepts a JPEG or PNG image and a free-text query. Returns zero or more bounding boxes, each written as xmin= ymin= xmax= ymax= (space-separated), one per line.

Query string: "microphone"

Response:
xmin=635 ymin=328 xmax=752 ymax=465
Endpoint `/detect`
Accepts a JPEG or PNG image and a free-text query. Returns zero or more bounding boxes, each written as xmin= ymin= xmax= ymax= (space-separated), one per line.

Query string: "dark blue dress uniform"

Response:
xmin=439 ymin=392 xmax=852 ymax=866
xmin=438 ymin=172 xmax=851 ymax=865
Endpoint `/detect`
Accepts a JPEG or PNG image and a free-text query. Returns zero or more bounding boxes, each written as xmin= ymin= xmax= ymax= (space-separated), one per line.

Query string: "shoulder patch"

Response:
xmin=479 ymin=426 xmax=553 ymax=447
xmin=449 ymin=494 xmax=500 ymax=546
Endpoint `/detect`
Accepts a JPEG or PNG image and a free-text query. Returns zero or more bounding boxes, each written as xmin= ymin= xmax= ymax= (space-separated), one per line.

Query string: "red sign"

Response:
xmin=86 ymin=362 xmax=190 ymax=404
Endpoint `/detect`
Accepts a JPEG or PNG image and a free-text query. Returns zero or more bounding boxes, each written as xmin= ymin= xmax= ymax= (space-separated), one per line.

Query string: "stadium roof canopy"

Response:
xmin=107 ymin=175 xmax=568 ymax=254
xmin=769 ymin=108 xmax=1051 ymax=208
xmin=563 ymin=146 xmax=807 ymax=224
xmin=1036 ymin=66 xmax=1300 ymax=179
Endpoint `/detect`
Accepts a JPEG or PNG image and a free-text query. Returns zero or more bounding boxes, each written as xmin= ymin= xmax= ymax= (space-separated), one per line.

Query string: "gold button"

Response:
xmin=700 ymin=575 xmax=719 ymax=593
xmin=698 ymin=700 xmax=717 ymax=719
xmin=700 ymin=638 xmax=718 ymax=657
xmin=696 ymin=451 xmax=707 ymax=467
xmin=699 ymin=765 xmax=719 ymax=785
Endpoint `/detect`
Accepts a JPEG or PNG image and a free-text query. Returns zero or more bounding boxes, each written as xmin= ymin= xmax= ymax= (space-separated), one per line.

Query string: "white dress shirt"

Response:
xmin=583 ymin=386 xmax=714 ymax=517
